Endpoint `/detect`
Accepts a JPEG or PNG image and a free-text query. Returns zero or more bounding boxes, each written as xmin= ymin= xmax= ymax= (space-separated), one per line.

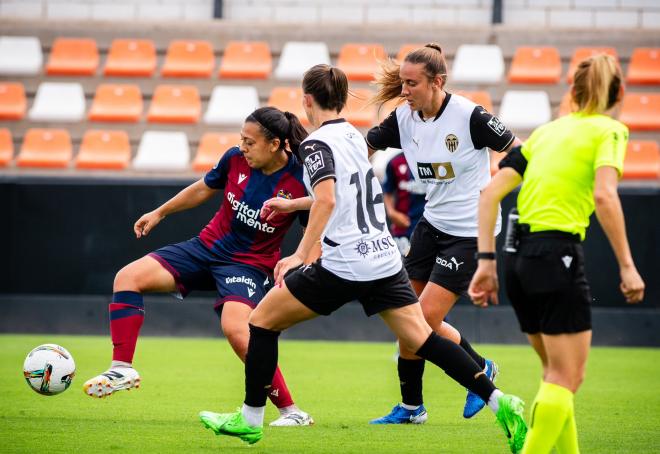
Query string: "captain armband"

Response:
xmin=498 ymin=146 xmax=527 ymax=177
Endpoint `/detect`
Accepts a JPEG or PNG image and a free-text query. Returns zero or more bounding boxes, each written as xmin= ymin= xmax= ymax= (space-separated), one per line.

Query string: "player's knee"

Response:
xmin=113 ymin=262 xmax=148 ymax=292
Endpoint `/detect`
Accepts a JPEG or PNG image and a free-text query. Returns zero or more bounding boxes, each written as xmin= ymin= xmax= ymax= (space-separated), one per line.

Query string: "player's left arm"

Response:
xmin=261 ymin=196 xmax=313 ymax=221
xmin=469 ymin=106 xmax=521 ymax=153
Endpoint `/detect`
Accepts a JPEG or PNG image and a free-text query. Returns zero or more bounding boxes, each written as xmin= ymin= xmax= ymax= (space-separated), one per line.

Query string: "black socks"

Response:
xmin=460 ymin=335 xmax=486 ymax=369
xmin=398 ymin=357 xmax=425 ymax=406
xmin=244 ymin=323 xmax=280 ymax=407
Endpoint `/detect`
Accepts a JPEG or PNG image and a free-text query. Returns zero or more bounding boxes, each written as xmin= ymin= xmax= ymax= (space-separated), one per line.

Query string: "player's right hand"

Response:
xmin=134 ymin=211 xmax=164 ymax=238
xmin=274 ymin=253 xmax=304 ymax=286
xmin=620 ymin=264 xmax=645 ymax=304
xmin=261 ymin=197 xmax=296 ymax=222
xmin=468 ymin=261 xmax=499 ymax=308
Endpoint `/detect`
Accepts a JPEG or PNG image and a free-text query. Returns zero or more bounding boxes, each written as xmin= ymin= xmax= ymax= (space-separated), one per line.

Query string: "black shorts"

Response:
xmin=504 ymin=231 xmax=592 ymax=335
xmin=404 ymin=217 xmax=477 ymax=295
xmin=284 ymin=261 xmax=418 ymax=317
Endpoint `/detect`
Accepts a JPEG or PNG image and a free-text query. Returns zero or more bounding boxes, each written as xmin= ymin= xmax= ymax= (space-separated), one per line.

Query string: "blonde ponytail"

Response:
xmin=572 ymin=54 xmax=622 ymax=115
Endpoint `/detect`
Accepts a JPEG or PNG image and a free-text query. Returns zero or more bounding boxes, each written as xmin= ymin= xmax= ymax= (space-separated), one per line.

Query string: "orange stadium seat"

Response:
xmin=193 ymin=132 xmax=241 ymax=172
xmin=219 ymin=41 xmax=271 ymax=79
xmin=0 ymin=128 xmax=13 ymax=166
xmin=337 ymin=43 xmax=387 ymax=81
xmin=0 ymin=82 xmax=27 ymax=120
xmin=267 ymin=87 xmax=308 ymax=126
xmin=455 ymin=90 xmax=494 ymax=113
xmin=566 ymin=47 xmax=618 ymax=83
xmin=17 ymin=129 xmax=72 ymax=168
xmin=627 ymin=48 xmax=660 ymax=85
xmin=161 ymin=40 xmax=214 ymax=78
xmin=104 ymin=39 xmax=157 ymax=77
xmin=342 ymin=89 xmax=376 ymax=127
xmin=508 ymin=46 xmax=561 ymax=84
xmin=147 ymin=85 xmax=201 ymax=123
xmin=89 ymin=84 xmax=143 ymax=123
xmin=623 ymin=141 xmax=660 ymax=179
xmin=619 ymin=93 xmax=660 ymax=131
xmin=75 ymin=130 xmax=131 ymax=170
xmin=46 ymin=38 xmax=99 ymax=76
xmin=396 ymin=44 xmax=424 ymax=62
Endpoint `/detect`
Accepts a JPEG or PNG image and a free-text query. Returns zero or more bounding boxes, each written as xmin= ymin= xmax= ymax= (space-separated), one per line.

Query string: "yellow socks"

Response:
xmin=522 ymin=381 xmax=580 ymax=454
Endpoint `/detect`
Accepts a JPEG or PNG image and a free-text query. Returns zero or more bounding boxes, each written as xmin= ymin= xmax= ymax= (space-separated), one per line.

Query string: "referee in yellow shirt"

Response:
xmin=468 ymin=54 xmax=645 ymax=454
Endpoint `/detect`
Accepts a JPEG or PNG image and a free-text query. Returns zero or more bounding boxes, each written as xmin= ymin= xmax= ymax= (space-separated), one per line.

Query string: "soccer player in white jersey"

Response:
xmin=366 ymin=43 xmax=523 ymax=423
xmin=198 ymin=64 xmax=528 ymax=453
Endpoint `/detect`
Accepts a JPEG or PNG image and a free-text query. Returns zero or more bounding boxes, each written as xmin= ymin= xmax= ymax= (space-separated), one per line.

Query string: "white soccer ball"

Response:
xmin=23 ymin=344 xmax=76 ymax=396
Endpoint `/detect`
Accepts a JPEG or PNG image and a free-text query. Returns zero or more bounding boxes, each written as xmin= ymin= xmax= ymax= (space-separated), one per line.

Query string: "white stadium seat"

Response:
xmin=451 ymin=45 xmax=504 ymax=84
xmin=0 ymin=36 xmax=43 ymax=75
xmin=498 ymin=90 xmax=552 ymax=130
xmin=28 ymin=82 xmax=86 ymax=122
xmin=203 ymin=85 xmax=259 ymax=125
xmin=274 ymin=42 xmax=331 ymax=81
xmin=133 ymin=131 xmax=190 ymax=171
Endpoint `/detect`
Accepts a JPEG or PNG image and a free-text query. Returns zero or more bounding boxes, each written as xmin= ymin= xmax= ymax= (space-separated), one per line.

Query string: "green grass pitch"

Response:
xmin=1 ymin=334 xmax=659 ymax=453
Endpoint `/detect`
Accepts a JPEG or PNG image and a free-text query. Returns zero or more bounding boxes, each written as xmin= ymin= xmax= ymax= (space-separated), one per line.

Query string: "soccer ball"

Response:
xmin=23 ymin=344 xmax=76 ymax=396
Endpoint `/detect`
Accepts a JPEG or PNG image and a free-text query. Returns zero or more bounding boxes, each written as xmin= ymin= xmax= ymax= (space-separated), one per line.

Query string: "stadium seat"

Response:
xmin=274 ymin=42 xmax=331 ymax=81
xmin=627 ymin=48 xmax=660 ymax=85
xmin=203 ymin=85 xmax=259 ymax=125
xmin=267 ymin=87 xmax=308 ymax=126
xmin=0 ymin=36 xmax=42 ymax=75
xmin=623 ymin=141 xmax=660 ymax=179
xmin=89 ymin=84 xmax=143 ymax=123
xmin=17 ymin=129 xmax=72 ymax=168
xmin=0 ymin=82 xmax=27 ymax=120
xmin=147 ymin=85 xmax=201 ymax=124
xmin=454 ymin=90 xmax=493 ymax=113
xmin=133 ymin=131 xmax=190 ymax=171
xmin=498 ymin=90 xmax=551 ymax=130
xmin=508 ymin=46 xmax=561 ymax=84
xmin=104 ymin=39 xmax=157 ymax=77
xmin=0 ymin=128 xmax=13 ymax=166
xmin=396 ymin=44 xmax=424 ymax=62
xmin=161 ymin=40 xmax=214 ymax=78
xmin=566 ymin=47 xmax=618 ymax=83
xmin=193 ymin=132 xmax=240 ymax=172
xmin=46 ymin=38 xmax=99 ymax=76
xmin=619 ymin=93 xmax=660 ymax=131
xmin=337 ymin=43 xmax=386 ymax=81
xmin=342 ymin=88 xmax=376 ymax=127
xmin=452 ymin=45 xmax=504 ymax=84
xmin=218 ymin=41 xmax=271 ymax=79
xmin=29 ymin=82 xmax=85 ymax=122
xmin=75 ymin=130 xmax=131 ymax=170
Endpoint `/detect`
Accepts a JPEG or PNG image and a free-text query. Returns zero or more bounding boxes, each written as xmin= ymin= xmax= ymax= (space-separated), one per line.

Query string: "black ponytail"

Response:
xmin=246 ymin=107 xmax=308 ymax=154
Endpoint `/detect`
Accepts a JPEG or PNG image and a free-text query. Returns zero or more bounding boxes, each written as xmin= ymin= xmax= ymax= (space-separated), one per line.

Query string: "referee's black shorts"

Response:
xmin=404 ymin=217 xmax=478 ymax=296
xmin=284 ymin=261 xmax=418 ymax=317
xmin=504 ymin=231 xmax=592 ymax=335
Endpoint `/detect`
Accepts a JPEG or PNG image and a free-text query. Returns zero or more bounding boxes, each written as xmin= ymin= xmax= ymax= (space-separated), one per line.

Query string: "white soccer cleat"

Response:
xmin=269 ymin=410 xmax=314 ymax=427
xmin=83 ymin=367 xmax=141 ymax=398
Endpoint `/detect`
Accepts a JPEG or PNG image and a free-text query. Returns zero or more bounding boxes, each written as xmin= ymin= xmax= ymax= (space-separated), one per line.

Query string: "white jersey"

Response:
xmin=299 ymin=119 xmax=402 ymax=281
xmin=367 ymin=93 xmax=516 ymax=237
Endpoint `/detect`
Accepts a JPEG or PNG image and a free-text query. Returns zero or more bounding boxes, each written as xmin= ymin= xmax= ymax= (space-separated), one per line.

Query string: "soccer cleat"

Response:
xmin=369 ymin=403 xmax=428 ymax=424
xmin=269 ymin=409 xmax=314 ymax=427
xmin=463 ymin=359 xmax=499 ymax=418
xmin=83 ymin=367 xmax=140 ymax=398
xmin=199 ymin=410 xmax=263 ymax=445
xmin=496 ymin=394 xmax=528 ymax=454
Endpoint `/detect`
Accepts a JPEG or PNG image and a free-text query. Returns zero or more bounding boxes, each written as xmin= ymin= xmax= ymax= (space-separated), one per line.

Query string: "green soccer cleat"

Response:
xmin=199 ymin=409 xmax=263 ymax=445
xmin=495 ymin=395 xmax=528 ymax=453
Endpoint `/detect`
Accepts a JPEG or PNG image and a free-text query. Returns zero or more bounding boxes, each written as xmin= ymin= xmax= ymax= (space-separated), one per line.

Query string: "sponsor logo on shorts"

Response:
xmin=225 ymin=275 xmax=256 ymax=288
xmin=436 ymin=256 xmax=464 ymax=271
xmin=562 ymin=255 xmax=573 ymax=269
xmin=227 ymin=191 xmax=275 ymax=233
xmin=247 ymin=287 xmax=255 ymax=297
xmin=354 ymin=235 xmax=398 ymax=260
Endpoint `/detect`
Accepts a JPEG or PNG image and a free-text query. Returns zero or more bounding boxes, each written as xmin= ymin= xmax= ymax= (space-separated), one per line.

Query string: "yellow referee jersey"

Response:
xmin=518 ymin=112 xmax=628 ymax=240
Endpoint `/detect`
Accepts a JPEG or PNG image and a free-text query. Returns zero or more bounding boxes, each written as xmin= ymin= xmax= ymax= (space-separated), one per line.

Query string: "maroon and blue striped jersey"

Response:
xmin=200 ymin=146 xmax=308 ymax=275
xmin=382 ymin=152 xmax=426 ymax=238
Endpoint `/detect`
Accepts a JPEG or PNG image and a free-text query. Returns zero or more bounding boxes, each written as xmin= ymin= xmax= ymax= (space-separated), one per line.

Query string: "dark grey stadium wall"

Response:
xmin=1 ymin=177 xmax=658 ymax=346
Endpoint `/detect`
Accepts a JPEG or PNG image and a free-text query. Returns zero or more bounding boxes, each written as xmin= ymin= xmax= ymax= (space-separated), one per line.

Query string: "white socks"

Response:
xmin=242 ymin=404 xmax=265 ymax=427
xmin=401 ymin=403 xmax=421 ymax=411
xmin=110 ymin=360 xmax=132 ymax=369
xmin=279 ymin=404 xmax=299 ymax=416
xmin=487 ymin=389 xmax=504 ymax=413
